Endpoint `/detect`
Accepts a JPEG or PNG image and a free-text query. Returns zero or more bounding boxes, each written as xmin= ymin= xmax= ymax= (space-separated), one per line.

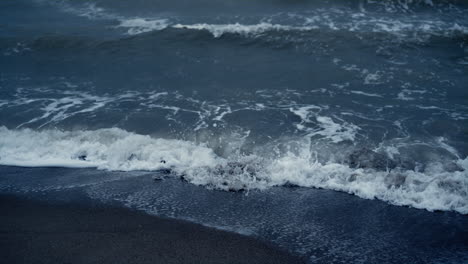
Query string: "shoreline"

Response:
xmin=0 ymin=194 xmax=304 ymax=264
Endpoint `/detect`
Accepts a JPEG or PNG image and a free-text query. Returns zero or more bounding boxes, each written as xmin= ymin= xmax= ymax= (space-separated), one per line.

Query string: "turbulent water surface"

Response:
xmin=1 ymin=0 xmax=468 ymax=262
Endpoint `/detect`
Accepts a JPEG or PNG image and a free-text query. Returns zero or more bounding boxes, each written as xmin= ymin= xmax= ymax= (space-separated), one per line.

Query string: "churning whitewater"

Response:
xmin=1 ymin=0 xmax=467 ymax=215
xmin=0 ymin=127 xmax=467 ymax=214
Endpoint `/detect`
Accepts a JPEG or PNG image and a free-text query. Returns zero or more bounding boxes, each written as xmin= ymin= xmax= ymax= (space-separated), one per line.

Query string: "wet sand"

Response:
xmin=0 ymin=195 xmax=304 ymax=264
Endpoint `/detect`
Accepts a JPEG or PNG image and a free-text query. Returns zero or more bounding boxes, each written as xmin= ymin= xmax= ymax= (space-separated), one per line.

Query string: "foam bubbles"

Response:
xmin=14 ymin=91 xmax=113 ymax=129
xmin=0 ymin=127 xmax=217 ymax=172
xmin=290 ymin=107 xmax=360 ymax=143
xmin=0 ymin=127 xmax=466 ymax=214
xmin=173 ymin=22 xmax=314 ymax=38
xmin=350 ymin=91 xmax=383 ymax=97
xmin=118 ymin=18 xmax=169 ymax=35
xmin=267 ymin=146 xmax=468 ymax=214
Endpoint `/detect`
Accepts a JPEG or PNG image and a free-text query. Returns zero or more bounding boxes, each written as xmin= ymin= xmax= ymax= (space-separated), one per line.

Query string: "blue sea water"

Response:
xmin=1 ymin=0 xmax=468 ymax=262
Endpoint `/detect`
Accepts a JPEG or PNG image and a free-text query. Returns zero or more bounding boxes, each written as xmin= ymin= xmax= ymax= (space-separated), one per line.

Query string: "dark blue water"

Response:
xmin=1 ymin=0 xmax=468 ymax=262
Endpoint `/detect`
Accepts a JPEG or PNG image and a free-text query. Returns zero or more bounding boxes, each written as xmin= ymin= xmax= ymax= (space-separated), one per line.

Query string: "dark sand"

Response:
xmin=0 ymin=195 xmax=304 ymax=264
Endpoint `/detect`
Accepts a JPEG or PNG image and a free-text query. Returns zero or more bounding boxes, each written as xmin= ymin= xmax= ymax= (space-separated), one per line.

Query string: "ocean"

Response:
xmin=1 ymin=0 xmax=467 ymax=263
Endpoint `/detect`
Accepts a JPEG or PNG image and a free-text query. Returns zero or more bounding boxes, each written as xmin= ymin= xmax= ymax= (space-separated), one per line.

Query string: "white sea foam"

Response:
xmin=0 ymin=127 xmax=217 ymax=171
xmin=397 ymin=89 xmax=427 ymax=101
xmin=268 ymin=144 xmax=468 ymax=214
xmin=172 ymin=22 xmax=314 ymax=38
xmin=118 ymin=18 xmax=169 ymax=35
xmin=290 ymin=107 xmax=360 ymax=143
xmin=1 ymin=127 xmax=466 ymax=214
xmin=313 ymin=116 xmax=360 ymax=143
xmin=350 ymin=90 xmax=383 ymax=98
xmin=363 ymin=72 xmax=383 ymax=85
xmin=15 ymin=92 xmax=113 ymax=129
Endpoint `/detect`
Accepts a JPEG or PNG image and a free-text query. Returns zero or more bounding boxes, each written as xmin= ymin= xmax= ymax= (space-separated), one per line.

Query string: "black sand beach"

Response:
xmin=0 ymin=195 xmax=304 ymax=264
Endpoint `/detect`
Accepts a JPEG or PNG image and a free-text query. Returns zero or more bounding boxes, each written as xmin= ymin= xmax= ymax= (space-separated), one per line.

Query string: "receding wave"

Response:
xmin=0 ymin=127 xmax=466 ymax=214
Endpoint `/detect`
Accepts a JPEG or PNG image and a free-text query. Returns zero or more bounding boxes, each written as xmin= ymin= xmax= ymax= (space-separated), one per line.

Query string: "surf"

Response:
xmin=0 ymin=127 xmax=466 ymax=214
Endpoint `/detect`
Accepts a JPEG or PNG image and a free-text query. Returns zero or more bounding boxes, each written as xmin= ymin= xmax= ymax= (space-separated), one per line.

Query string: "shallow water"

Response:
xmin=0 ymin=166 xmax=467 ymax=263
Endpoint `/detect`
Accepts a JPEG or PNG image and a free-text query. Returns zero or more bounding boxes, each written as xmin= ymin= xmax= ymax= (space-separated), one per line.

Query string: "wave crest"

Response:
xmin=0 ymin=127 xmax=466 ymax=214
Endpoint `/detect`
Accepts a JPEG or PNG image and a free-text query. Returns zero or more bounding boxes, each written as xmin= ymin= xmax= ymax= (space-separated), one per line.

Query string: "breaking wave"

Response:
xmin=115 ymin=15 xmax=468 ymax=42
xmin=0 ymin=127 xmax=466 ymax=214
xmin=53 ymin=1 xmax=468 ymax=42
